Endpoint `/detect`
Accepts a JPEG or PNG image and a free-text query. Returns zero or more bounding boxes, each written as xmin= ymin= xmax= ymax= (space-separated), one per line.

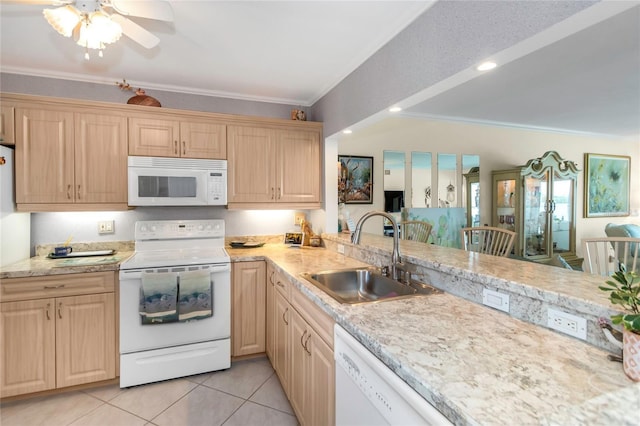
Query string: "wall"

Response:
xmin=336 ymin=116 xmax=640 ymax=253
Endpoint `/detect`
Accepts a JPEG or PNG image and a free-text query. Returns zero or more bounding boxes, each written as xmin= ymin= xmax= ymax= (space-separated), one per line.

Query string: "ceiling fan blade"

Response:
xmin=109 ymin=0 xmax=173 ymax=22
xmin=0 ymin=0 xmax=72 ymax=4
xmin=111 ymin=14 xmax=159 ymax=49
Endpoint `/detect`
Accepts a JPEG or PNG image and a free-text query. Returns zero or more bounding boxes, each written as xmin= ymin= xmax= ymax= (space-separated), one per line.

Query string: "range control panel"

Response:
xmin=134 ymin=220 xmax=225 ymax=240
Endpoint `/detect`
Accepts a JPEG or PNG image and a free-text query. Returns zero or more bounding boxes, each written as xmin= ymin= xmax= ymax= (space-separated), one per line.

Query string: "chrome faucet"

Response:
xmin=351 ymin=211 xmax=405 ymax=282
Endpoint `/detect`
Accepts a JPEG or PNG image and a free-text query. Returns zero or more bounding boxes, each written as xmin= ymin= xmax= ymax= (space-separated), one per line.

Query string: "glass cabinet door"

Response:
xmin=550 ymin=173 xmax=575 ymax=254
xmin=495 ymin=177 xmax=516 ymax=231
xmin=523 ymin=173 xmax=549 ymax=257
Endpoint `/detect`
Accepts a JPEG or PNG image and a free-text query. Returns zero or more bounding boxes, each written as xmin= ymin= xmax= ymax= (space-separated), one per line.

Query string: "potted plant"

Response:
xmin=599 ymin=267 xmax=640 ymax=381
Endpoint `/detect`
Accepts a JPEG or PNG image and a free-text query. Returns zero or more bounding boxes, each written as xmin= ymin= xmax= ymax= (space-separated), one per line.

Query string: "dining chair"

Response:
xmin=460 ymin=226 xmax=516 ymax=257
xmin=581 ymin=236 xmax=640 ymax=276
xmin=400 ymin=221 xmax=432 ymax=243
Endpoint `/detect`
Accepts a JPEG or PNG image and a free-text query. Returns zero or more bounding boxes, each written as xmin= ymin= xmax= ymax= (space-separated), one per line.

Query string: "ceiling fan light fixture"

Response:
xmin=43 ymin=6 xmax=81 ymax=37
xmin=75 ymin=11 xmax=122 ymax=52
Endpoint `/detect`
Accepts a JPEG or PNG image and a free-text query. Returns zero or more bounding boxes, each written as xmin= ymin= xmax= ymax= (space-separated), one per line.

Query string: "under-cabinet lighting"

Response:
xmin=477 ymin=61 xmax=497 ymax=71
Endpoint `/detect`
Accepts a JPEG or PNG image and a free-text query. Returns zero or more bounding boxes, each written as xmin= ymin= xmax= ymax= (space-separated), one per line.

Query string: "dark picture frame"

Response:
xmin=584 ymin=153 xmax=631 ymax=217
xmin=338 ymin=155 xmax=373 ymax=204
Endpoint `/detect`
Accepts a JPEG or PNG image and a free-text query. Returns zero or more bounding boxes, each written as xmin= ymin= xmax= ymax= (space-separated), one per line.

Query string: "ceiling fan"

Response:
xmin=9 ymin=0 xmax=174 ymax=58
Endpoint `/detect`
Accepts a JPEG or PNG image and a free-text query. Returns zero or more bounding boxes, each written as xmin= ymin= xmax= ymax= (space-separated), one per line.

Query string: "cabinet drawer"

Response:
xmin=272 ymin=269 xmax=290 ymax=299
xmin=291 ymin=287 xmax=335 ymax=349
xmin=1 ymin=272 xmax=115 ymax=302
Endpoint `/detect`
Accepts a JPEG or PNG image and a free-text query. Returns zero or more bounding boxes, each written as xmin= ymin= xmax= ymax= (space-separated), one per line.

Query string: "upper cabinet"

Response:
xmin=492 ymin=151 xmax=580 ymax=266
xmin=227 ymin=125 xmax=322 ymax=209
xmin=129 ymin=116 xmax=226 ymax=159
xmin=14 ymin=106 xmax=128 ymax=211
xmin=0 ymin=105 xmax=15 ymax=145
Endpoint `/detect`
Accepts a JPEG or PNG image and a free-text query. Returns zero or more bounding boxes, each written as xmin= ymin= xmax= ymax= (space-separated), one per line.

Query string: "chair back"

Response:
xmin=582 ymin=236 xmax=640 ymax=276
xmin=460 ymin=226 xmax=516 ymax=257
xmin=400 ymin=221 xmax=432 ymax=243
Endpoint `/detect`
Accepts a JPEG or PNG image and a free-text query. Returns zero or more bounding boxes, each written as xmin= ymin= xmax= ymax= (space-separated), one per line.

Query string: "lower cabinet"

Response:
xmin=231 ymin=261 xmax=266 ymax=357
xmin=0 ymin=272 xmax=116 ymax=398
xmin=266 ymin=262 xmax=335 ymax=426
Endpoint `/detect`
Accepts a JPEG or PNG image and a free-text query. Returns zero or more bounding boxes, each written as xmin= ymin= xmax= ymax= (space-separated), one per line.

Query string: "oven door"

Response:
xmin=128 ymin=166 xmax=209 ymax=206
xmin=119 ymin=263 xmax=230 ymax=354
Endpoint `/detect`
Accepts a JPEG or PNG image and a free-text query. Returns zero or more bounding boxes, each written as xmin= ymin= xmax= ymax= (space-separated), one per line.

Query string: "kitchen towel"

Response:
xmin=178 ymin=269 xmax=213 ymax=321
xmin=139 ymin=271 xmax=179 ymax=324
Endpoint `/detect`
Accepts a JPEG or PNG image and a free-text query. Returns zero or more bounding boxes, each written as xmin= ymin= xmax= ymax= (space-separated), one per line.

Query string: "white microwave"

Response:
xmin=128 ymin=156 xmax=227 ymax=206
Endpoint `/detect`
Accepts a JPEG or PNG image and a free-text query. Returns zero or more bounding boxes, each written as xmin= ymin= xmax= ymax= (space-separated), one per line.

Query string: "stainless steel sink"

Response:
xmin=300 ymin=267 xmax=441 ymax=305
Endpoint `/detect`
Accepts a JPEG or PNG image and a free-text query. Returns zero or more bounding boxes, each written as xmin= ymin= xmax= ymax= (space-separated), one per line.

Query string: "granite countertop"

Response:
xmin=228 ymin=241 xmax=639 ymax=425
xmin=3 ymin=239 xmax=639 ymax=424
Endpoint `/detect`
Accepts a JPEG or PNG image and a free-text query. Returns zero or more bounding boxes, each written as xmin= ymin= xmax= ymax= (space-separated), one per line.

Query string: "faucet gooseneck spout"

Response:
xmin=351 ymin=211 xmax=402 ymax=280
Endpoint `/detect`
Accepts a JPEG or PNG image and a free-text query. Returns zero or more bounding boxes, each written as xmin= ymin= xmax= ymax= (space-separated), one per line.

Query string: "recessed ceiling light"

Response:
xmin=343 ymin=129 xmax=352 ymax=134
xmin=389 ymin=106 xmax=402 ymax=113
xmin=477 ymin=61 xmax=497 ymax=71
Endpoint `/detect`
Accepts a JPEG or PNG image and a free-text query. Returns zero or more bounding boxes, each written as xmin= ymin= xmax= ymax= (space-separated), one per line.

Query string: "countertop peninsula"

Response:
xmin=2 ymin=237 xmax=639 ymax=425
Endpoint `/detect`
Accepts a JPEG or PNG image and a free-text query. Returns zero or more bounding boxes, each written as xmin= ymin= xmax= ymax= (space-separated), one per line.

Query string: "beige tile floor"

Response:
xmin=0 ymin=357 xmax=298 ymax=426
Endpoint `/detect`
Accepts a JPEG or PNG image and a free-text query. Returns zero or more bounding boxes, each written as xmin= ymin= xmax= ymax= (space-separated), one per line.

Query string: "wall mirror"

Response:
xmin=411 ymin=152 xmax=432 ymax=208
xmin=437 ymin=153 xmax=457 ymax=208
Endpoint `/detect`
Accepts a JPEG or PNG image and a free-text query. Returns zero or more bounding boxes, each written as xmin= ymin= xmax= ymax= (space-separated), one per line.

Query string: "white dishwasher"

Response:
xmin=334 ymin=325 xmax=452 ymax=425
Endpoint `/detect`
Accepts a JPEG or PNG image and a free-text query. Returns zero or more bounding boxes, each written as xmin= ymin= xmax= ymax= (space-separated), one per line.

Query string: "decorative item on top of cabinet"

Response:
xmin=116 ymin=79 xmax=161 ymax=107
xmin=227 ymin=124 xmax=322 ymax=209
xmin=14 ymin=106 xmax=128 ymax=212
xmin=492 ymin=151 xmax=580 ymax=266
xmin=0 ymin=272 xmax=116 ymax=398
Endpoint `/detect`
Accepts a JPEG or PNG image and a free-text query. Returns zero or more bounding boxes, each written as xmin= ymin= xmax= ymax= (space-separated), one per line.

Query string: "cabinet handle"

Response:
xmin=182 ymin=141 xmax=186 ymax=155
xmin=276 ymin=280 xmax=285 ymax=288
xmin=300 ymin=329 xmax=307 ymax=349
xmin=43 ymin=284 xmax=65 ymax=289
xmin=46 ymin=303 xmax=51 ymax=320
xmin=269 ymin=271 xmax=275 ymax=285
xmin=271 ymin=187 xmax=275 ymax=200
xmin=67 ymin=184 xmax=72 ymax=200
xmin=282 ymin=307 xmax=289 ymax=326
xmin=174 ymin=140 xmax=178 ymax=155
xmin=277 ymin=187 xmax=281 ymax=200
xmin=304 ymin=333 xmax=312 ymax=355
xmin=57 ymin=302 xmax=62 ymax=319
xmin=76 ymin=185 xmax=81 ymax=200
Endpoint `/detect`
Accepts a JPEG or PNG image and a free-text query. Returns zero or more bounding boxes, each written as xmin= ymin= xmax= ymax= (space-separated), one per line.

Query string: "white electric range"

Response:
xmin=118 ymin=219 xmax=230 ymax=387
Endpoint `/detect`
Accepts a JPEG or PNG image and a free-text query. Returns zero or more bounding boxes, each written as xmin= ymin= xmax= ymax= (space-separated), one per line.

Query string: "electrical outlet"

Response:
xmin=482 ymin=288 xmax=509 ymax=313
xmin=294 ymin=212 xmax=306 ymax=226
xmin=98 ymin=220 xmax=114 ymax=234
xmin=547 ymin=308 xmax=587 ymax=340
xmin=337 ymin=244 xmax=345 ymax=254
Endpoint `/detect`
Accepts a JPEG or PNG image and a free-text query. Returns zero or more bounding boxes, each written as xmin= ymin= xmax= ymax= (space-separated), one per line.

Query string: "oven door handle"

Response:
xmin=119 ymin=264 xmax=230 ymax=280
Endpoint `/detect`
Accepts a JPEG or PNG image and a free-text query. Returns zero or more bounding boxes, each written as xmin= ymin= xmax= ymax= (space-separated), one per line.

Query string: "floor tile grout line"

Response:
xmin=147 ymin=382 xmax=201 ymax=424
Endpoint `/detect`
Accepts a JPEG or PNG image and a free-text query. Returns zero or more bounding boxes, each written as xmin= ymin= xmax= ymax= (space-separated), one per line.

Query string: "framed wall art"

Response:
xmin=338 ymin=155 xmax=373 ymax=204
xmin=584 ymin=153 xmax=630 ymax=217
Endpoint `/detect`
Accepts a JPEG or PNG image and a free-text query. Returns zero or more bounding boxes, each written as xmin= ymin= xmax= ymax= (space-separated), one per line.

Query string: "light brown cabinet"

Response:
xmin=0 ymin=272 xmax=116 ymax=398
xmin=0 ymin=105 xmax=15 ymax=145
xmin=231 ymin=261 xmax=266 ymax=357
xmin=14 ymin=107 xmax=128 ymax=211
xmin=129 ymin=117 xmax=226 ymax=159
xmin=227 ymin=125 xmax=322 ymax=209
xmin=265 ymin=261 xmax=335 ymax=426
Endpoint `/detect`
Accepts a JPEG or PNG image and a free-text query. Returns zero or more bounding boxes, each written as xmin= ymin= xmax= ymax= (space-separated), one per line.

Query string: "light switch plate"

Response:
xmin=482 ymin=288 xmax=509 ymax=313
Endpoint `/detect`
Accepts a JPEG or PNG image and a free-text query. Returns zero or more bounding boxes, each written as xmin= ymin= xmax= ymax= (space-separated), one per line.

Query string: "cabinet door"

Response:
xmin=308 ymin=328 xmax=335 ymax=426
xmin=56 ymin=293 xmax=115 ymax=388
xmin=232 ymin=261 xmax=266 ymax=357
xmin=0 ymin=299 xmax=56 ymax=397
xmin=0 ymin=105 xmax=15 ymax=145
xmin=266 ymin=265 xmax=275 ymax=362
xmin=75 ymin=113 xmax=128 ymax=203
xmin=180 ymin=121 xmax=226 ymax=159
xmin=227 ymin=126 xmax=276 ymax=203
xmin=277 ymin=129 xmax=321 ymax=203
xmin=289 ymin=308 xmax=310 ymax=425
xmin=15 ymin=108 xmax=75 ymax=203
xmin=274 ymin=289 xmax=290 ymax=395
xmin=129 ymin=117 xmax=181 ymax=157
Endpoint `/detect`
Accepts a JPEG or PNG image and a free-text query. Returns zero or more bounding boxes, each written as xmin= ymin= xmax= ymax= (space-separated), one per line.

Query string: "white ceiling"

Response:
xmin=0 ymin=0 xmax=433 ymax=105
xmin=1 ymin=1 xmax=639 ymax=140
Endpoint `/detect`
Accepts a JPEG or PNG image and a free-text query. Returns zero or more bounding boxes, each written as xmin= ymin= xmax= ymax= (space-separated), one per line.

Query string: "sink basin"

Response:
xmin=300 ymin=267 xmax=440 ymax=305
